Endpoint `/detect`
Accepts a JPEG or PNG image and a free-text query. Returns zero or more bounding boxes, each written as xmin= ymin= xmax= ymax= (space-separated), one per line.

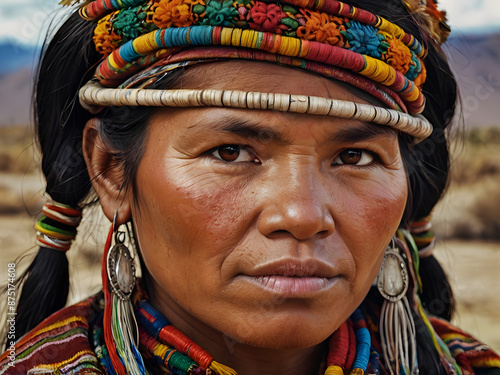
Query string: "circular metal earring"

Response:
xmin=377 ymin=237 xmax=417 ymax=375
xmin=377 ymin=238 xmax=409 ymax=302
xmin=104 ymin=211 xmax=145 ymax=373
xmin=106 ymin=226 xmax=136 ymax=300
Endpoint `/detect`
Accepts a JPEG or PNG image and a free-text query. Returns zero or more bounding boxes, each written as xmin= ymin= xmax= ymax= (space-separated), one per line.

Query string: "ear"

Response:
xmin=82 ymin=118 xmax=131 ymax=225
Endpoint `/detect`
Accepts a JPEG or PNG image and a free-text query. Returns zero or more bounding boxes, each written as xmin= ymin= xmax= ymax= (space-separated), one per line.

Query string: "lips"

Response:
xmin=239 ymin=258 xmax=339 ymax=297
xmin=246 ymin=258 xmax=337 ymax=278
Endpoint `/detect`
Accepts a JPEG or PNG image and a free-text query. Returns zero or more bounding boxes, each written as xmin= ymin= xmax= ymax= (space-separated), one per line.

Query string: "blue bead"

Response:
xmin=172 ymin=27 xmax=189 ymax=47
xmin=398 ymin=78 xmax=409 ymax=92
xmin=140 ymin=301 xmax=171 ymax=326
xmin=162 ymin=28 xmax=175 ymax=48
xmin=352 ymin=327 xmax=371 ymax=371
xmin=137 ymin=301 xmax=171 ymax=338
xmin=136 ymin=310 xmax=160 ymax=338
xmin=203 ymin=26 xmax=214 ymax=45
xmin=120 ymin=40 xmax=141 ymax=62
xmin=189 ymin=27 xmax=203 ymax=45
xmin=410 ymin=38 xmax=422 ymax=56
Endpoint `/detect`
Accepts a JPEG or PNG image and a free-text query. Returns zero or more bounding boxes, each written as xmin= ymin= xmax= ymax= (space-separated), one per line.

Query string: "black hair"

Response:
xmin=5 ymin=11 xmax=183 ymax=344
xmin=349 ymin=0 xmax=457 ymax=325
xmin=4 ymin=1 xmax=457 ymax=368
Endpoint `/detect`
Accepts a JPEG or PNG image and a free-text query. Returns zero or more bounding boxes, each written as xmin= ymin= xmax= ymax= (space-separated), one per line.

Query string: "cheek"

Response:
xmin=335 ymin=168 xmax=408 ymax=288
xmin=132 ymin=160 xmax=257 ymax=298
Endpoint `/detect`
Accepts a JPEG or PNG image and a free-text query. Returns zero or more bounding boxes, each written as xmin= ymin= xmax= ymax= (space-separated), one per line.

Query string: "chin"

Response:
xmin=221 ymin=312 xmax=341 ymax=350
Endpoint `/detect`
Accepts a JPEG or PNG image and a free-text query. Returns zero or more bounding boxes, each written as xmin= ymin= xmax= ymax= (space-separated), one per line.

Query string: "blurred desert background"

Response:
xmin=1 ymin=1 xmax=500 ymax=354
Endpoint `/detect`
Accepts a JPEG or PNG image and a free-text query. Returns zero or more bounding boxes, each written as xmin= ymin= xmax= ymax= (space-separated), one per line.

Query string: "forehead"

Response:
xmin=150 ymin=106 xmax=397 ymax=152
xmin=150 ymin=60 xmax=397 ymax=143
xmin=176 ymin=60 xmax=375 ymax=106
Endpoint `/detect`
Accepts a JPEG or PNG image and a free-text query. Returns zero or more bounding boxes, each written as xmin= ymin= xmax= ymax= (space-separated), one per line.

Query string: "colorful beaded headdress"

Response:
xmin=75 ymin=0 xmax=448 ymax=140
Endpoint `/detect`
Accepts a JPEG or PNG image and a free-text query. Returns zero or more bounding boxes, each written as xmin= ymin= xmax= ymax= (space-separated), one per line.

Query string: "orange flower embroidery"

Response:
xmin=296 ymin=10 xmax=348 ymax=47
xmin=414 ymin=62 xmax=426 ymax=87
xmin=381 ymin=34 xmax=412 ymax=75
xmin=152 ymin=0 xmax=193 ymax=29
xmin=93 ymin=13 xmax=121 ymax=56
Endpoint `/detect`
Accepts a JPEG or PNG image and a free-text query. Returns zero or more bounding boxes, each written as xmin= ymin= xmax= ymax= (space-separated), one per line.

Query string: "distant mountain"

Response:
xmin=0 ymin=42 xmax=39 ymax=76
xmin=445 ymin=33 xmax=500 ymax=128
xmin=0 ymin=34 xmax=499 ymax=127
xmin=0 ymin=67 xmax=34 ymax=125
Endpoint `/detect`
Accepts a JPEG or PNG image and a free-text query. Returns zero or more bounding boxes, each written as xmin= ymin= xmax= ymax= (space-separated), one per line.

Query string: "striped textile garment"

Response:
xmin=0 ymin=293 xmax=105 ymax=375
xmin=1 ymin=291 xmax=500 ymax=374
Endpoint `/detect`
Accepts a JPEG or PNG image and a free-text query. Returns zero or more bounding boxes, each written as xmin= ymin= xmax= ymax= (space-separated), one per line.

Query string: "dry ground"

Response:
xmin=434 ymin=240 xmax=500 ymax=353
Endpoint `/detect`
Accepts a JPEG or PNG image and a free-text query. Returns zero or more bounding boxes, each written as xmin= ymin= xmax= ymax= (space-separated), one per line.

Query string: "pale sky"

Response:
xmin=0 ymin=0 xmax=499 ymax=46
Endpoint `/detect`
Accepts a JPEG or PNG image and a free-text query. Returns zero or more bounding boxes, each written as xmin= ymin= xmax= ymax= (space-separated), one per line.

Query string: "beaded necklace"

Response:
xmin=93 ymin=298 xmax=384 ymax=375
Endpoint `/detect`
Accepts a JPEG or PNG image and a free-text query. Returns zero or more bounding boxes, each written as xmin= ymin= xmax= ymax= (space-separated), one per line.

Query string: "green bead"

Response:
xmin=280 ymin=17 xmax=299 ymax=30
xmin=283 ymin=30 xmax=297 ymax=37
xmin=283 ymin=4 xmax=298 ymax=14
xmin=168 ymin=351 xmax=197 ymax=373
xmin=193 ymin=4 xmax=206 ymax=14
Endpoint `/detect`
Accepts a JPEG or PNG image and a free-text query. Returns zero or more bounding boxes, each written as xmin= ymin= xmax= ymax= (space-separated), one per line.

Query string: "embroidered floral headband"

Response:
xmin=73 ymin=0 xmax=448 ymax=140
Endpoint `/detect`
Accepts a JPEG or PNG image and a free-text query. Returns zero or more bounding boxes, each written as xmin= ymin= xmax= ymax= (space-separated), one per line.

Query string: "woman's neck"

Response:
xmin=146 ymin=278 xmax=327 ymax=375
xmin=211 ymin=341 xmax=326 ymax=375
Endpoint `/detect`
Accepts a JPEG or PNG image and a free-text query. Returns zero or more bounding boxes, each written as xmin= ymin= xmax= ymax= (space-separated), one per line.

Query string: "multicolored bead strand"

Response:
xmin=136 ymin=300 xmax=237 ymax=375
xmin=350 ymin=309 xmax=371 ymax=374
xmin=409 ymin=217 xmax=436 ymax=259
xmin=35 ymin=202 xmax=82 ymax=252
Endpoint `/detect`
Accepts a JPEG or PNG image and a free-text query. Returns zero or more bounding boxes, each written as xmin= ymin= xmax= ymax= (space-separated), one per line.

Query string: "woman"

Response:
xmin=1 ymin=0 xmax=499 ymax=373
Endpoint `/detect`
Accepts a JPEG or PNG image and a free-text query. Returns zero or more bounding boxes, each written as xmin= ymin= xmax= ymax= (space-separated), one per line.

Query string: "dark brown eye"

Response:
xmin=216 ymin=145 xmax=240 ymax=162
xmin=212 ymin=145 xmax=256 ymax=163
xmin=333 ymin=149 xmax=374 ymax=166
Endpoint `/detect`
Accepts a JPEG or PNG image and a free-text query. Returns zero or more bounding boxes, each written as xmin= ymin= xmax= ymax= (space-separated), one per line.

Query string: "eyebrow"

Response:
xmin=195 ymin=114 xmax=397 ymax=144
xmin=206 ymin=116 xmax=286 ymax=143
xmin=332 ymin=122 xmax=397 ymax=144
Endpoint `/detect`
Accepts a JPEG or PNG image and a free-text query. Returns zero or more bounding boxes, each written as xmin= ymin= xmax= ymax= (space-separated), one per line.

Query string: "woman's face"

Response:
xmin=131 ymin=61 xmax=408 ymax=350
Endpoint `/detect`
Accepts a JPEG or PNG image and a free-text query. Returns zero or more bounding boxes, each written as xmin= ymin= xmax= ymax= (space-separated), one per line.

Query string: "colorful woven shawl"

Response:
xmin=1 ymin=291 xmax=499 ymax=374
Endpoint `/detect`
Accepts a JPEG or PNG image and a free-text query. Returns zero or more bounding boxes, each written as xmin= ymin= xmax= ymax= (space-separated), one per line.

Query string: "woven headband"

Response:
xmin=73 ymin=0 xmax=447 ymax=140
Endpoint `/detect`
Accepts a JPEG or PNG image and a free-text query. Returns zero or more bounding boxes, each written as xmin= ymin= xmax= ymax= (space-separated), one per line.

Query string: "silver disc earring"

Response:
xmin=107 ymin=228 xmax=136 ymax=300
xmin=105 ymin=213 xmax=146 ymax=373
xmin=377 ymin=238 xmax=418 ymax=375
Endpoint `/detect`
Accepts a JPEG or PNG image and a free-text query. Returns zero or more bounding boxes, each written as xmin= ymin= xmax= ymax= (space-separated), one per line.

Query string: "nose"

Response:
xmin=257 ymin=161 xmax=335 ymax=241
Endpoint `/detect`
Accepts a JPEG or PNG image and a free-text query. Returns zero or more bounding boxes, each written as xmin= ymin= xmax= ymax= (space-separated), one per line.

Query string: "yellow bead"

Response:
xmin=381 ymin=64 xmax=396 ymax=86
xmin=349 ymin=368 xmax=364 ymax=375
xmin=379 ymin=17 xmax=404 ymax=39
xmin=279 ymin=36 xmax=300 ymax=56
xmin=325 ymin=365 xmax=345 ymax=375
xmin=360 ymin=56 xmax=378 ymax=76
xmin=221 ymin=27 xmax=233 ymax=46
xmin=250 ymin=30 xmax=259 ymax=48
xmin=231 ymin=28 xmax=243 ymax=47
xmin=133 ymin=33 xmax=156 ymax=56
xmin=406 ymin=85 xmax=420 ymax=102
xmin=241 ymin=29 xmax=251 ymax=48
xmin=108 ymin=53 xmax=121 ymax=70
